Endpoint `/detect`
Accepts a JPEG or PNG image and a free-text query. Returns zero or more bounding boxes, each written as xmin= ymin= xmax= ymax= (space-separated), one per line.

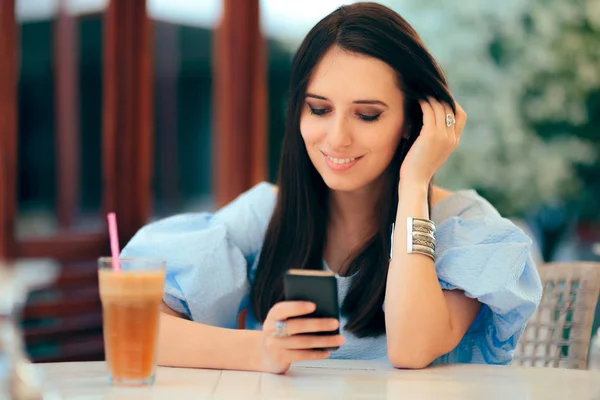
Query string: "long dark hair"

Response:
xmin=251 ymin=2 xmax=456 ymax=338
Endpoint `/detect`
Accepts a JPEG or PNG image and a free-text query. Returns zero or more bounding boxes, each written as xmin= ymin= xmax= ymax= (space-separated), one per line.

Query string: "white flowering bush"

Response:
xmin=392 ymin=0 xmax=598 ymax=216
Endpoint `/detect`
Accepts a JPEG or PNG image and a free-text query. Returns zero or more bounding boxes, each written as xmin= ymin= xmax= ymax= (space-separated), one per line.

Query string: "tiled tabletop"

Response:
xmin=36 ymin=359 xmax=600 ymax=399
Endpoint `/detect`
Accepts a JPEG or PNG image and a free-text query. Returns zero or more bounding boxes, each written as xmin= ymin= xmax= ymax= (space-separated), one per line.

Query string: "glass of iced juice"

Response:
xmin=98 ymin=257 xmax=166 ymax=386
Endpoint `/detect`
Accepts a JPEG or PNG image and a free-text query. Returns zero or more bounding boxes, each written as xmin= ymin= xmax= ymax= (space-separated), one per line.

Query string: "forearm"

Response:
xmin=384 ymin=181 xmax=454 ymax=367
xmin=157 ymin=312 xmax=263 ymax=371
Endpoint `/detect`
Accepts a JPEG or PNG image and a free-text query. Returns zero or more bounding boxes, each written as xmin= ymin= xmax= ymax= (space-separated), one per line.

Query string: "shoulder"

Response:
xmin=124 ymin=181 xmax=278 ymax=257
xmin=214 ymin=181 xmax=278 ymax=254
xmin=429 ymin=189 xmax=542 ymax=365
xmin=430 ymin=186 xmax=532 ymax=253
xmin=213 ymin=181 xmax=277 ymax=221
xmin=133 ymin=181 xmax=277 ymax=232
xmin=431 ymin=186 xmax=501 ymax=225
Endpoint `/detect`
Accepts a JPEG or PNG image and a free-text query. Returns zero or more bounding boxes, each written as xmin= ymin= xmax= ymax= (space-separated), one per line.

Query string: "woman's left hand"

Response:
xmin=399 ymin=97 xmax=466 ymax=185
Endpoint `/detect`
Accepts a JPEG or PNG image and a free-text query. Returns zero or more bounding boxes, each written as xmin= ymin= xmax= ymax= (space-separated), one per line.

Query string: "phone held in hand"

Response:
xmin=284 ymin=269 xmax=341 ymax=350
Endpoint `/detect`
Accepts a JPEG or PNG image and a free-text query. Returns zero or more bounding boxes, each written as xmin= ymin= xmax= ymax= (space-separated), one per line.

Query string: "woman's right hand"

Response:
xmin=259 ymin=301 xmax=345 ymax=374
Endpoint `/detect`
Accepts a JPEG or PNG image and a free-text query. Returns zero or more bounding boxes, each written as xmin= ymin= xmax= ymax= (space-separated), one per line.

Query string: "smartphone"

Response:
xmin=283 ymin=269 xmax=341 ymax=350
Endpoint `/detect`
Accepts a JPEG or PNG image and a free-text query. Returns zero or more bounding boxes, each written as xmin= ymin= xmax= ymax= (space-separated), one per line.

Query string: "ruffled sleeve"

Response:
xmin=121 ymin=182 xmax=276 ymax=329
xmin=433 ymin=214 xmax=543 ymax=365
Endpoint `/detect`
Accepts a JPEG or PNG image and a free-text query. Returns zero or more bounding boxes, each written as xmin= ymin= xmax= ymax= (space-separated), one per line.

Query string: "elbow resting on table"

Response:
xmin=387 ymin=334 xmax=456 ymax=369
xmin=387 ymin=347 xmax=435 ymax=370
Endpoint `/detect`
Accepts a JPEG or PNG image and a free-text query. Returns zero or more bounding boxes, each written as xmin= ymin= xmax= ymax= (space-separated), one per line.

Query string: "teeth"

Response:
xmin=327 ymin=156 xmax=357 ymax=165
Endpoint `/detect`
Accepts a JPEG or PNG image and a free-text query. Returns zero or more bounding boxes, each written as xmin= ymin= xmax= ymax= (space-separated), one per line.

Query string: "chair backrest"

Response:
xmin=513 ymin=262 xmax=600 ymax=369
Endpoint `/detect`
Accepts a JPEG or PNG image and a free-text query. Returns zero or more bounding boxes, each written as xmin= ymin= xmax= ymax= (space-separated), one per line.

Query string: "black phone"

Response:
xmin=283 ymin=269 xmax=340 ymax=350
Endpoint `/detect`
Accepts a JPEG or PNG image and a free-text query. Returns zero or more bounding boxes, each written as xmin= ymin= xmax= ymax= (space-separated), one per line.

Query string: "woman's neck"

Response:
xmin=327 ymin=182 xmax=382 ymax=247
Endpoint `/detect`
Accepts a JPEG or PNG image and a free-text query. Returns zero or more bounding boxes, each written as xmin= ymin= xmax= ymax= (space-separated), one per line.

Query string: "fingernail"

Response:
xmin=307 ymin=302 xmax=316 ymax=311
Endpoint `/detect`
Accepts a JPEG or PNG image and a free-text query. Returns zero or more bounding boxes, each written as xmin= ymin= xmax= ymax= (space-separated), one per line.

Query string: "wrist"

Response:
xmin=396 ymin=179 xmax=430 ymax=222
xmin=244 ymin=330 xmax=266 ymax=372
xmin=398 ymin=179 xmax=429 ymax=195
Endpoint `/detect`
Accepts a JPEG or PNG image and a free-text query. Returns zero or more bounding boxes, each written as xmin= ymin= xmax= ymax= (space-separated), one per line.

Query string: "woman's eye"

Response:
xmin=358 ymin=113 xmax=382 ymax=122
xmin=309 ymin=106 xmax=329 ymax=116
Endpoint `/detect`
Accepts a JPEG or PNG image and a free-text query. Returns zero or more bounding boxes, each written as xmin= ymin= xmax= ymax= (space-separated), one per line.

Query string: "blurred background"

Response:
xmin=0 ymin=0 xmax=599 ymax=363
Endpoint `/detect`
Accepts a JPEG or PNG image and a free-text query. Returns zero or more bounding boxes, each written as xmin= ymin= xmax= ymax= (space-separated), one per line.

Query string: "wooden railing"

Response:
xmin=0 ymin=0 xmax=18 ymax=260
xmin=213 ymin=0 xmax=267 ymax=208
xmin=0 ymin=0 xmax=266 ymax=362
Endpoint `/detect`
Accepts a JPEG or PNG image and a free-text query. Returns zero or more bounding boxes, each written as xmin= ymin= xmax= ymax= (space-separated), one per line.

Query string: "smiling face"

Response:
xmin=300 ymin=45 xmax=406 ymax=193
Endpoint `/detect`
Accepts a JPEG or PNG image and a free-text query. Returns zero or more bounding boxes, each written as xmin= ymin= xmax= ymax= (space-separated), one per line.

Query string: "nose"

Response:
xmin=326 ymin=114 xmax=352 ymax=149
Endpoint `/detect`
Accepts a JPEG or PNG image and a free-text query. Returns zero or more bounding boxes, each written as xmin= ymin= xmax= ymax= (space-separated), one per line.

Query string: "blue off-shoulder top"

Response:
xmin=121 ymin=182 xmax=542 ymax=365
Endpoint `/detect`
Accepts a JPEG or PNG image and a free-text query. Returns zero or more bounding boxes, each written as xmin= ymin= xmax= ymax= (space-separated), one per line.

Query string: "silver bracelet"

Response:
xmin=412 ymin=231 xmax=435 ymax=242
xmin=413 ymin=237 xmax=435 ymax=251
xmin=411 ymin=217 xmax=435 ymax=234
xmin=406 ymin=217 xmax=436 ymax=260
xmin=389 ymin=218 xmax=437 ymax=261
xmin=410 ymin=244 xmax=435 ymax=259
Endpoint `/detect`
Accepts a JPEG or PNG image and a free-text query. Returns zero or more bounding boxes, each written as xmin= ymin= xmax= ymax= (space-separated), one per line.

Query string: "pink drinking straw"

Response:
xmin=107 ymin=212 xmax=121 ymax=271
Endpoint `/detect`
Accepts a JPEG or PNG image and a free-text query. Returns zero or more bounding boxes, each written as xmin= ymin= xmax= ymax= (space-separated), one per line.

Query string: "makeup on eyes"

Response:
xmin=355 ymin=106 xmax=384 ymax=122
xmin=306 ymin=101 xmax=384 ymax=122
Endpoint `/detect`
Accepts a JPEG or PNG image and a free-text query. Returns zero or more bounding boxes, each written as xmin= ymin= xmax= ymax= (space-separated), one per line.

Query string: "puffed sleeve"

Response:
xmin=120 ymin=182 xmax=276 ymax=329
xmin=433 ymin=214 xmax=543 ymax=365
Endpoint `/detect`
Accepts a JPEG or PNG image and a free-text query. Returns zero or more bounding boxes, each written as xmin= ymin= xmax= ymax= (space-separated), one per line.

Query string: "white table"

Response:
xmin=36 ymin=360 xmax=600 ymax=399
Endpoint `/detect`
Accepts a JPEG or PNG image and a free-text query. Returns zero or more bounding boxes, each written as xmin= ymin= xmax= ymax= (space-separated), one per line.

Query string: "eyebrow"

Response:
xmin=306 ymin=93 xmax=388 ymax=107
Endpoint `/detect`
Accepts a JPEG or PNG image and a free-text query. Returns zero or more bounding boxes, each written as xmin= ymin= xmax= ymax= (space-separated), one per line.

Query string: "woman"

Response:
xmin=122 ymin=2 xmax=542 ymax=373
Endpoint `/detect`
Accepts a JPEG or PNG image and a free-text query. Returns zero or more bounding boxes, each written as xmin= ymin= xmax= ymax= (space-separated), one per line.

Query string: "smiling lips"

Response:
xmin=322 ymin=151 xmax=364 ymax=171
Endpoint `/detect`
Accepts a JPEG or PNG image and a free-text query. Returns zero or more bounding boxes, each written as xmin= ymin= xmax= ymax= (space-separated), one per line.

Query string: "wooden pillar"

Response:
xmin=213 ymin=0 xmax=267 ymax=208
xmin=0 ymin=0 xmax=18 ymax=260
xmin=102 ymin=0 xmax=154 ymax=243
xmin=54 ymin=0 xmax=80 ymax=228
xmin=155 ymin=22 xmax=179 ymax=215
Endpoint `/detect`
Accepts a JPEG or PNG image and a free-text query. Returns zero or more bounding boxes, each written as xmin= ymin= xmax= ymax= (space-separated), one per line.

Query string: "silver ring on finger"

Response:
xmin=445 ymin=113 xmax=456 ymax=128
xmin=271 ymin=320 xmax=289 ymax=337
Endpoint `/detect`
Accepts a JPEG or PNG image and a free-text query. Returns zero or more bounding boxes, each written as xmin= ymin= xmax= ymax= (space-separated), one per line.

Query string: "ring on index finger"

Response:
xmin=271 ymin=320 xmax=289 ymax=337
